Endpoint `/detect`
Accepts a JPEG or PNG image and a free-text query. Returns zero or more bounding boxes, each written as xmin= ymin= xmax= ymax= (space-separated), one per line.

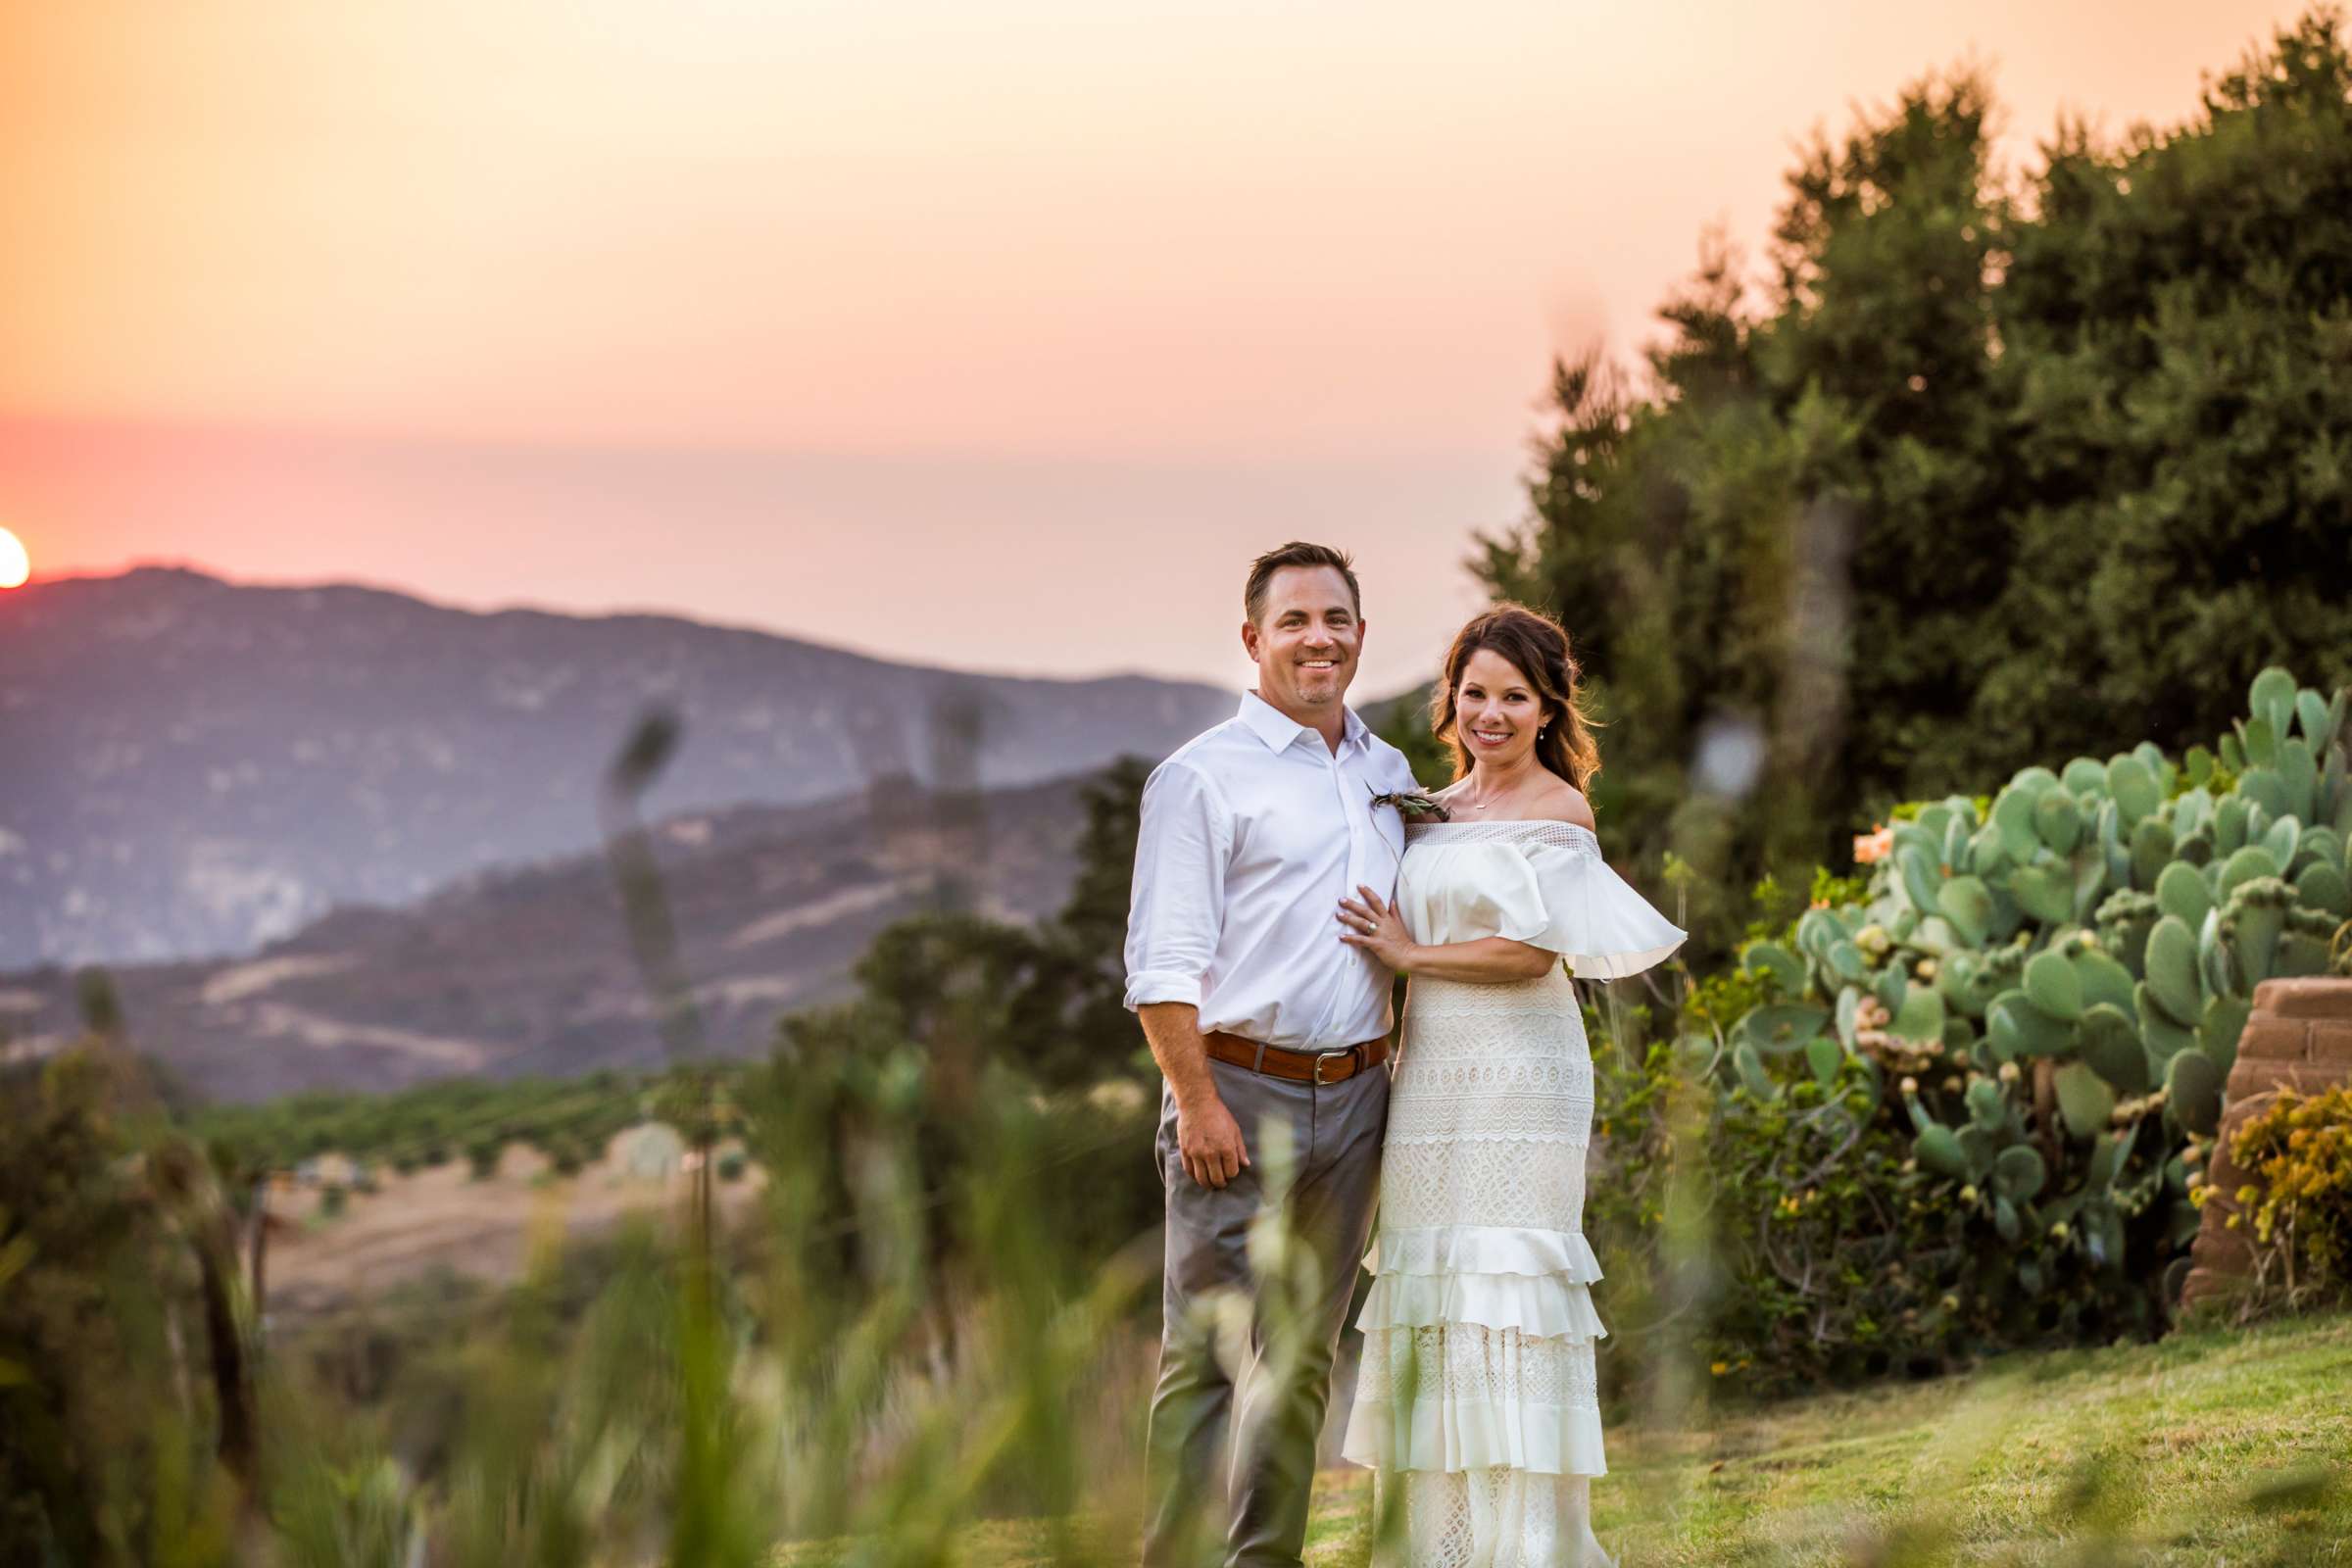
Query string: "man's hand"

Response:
xmin=1176 ymin=1091 xmax=1250 ymax=1189
xmin=1136 ymin=1003 xmax=1250 ymax=1190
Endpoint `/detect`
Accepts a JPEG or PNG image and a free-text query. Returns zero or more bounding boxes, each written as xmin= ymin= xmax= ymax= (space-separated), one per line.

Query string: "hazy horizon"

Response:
xmin=0 ymin=0 xmax=2311 ymax=690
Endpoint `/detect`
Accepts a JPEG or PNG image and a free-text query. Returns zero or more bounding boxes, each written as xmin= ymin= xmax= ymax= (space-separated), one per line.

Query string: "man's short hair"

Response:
xmin=1244 ymin=541 xmax=1362 ymax=626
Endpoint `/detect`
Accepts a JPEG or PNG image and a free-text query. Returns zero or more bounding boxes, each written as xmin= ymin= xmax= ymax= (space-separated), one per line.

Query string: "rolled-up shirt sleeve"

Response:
xmin=1122 ymin=759 xmax=1232 ymax=1011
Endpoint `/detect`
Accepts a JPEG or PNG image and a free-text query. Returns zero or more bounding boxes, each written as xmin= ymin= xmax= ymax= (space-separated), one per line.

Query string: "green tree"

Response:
xmin=1484 ymin=11 xmax=2352 ymax=954
xmin=0 ymin=1053 xmax=242 ymax=1565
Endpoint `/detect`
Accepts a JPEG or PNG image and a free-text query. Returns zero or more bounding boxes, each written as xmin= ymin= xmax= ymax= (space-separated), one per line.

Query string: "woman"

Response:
xmin=1336 ymin=605 xmax=1685 ymax=1568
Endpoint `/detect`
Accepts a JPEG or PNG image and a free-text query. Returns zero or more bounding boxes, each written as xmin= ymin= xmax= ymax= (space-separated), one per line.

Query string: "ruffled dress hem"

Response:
xmin=1340 ymin=1396 xmax=1609 ymax=1477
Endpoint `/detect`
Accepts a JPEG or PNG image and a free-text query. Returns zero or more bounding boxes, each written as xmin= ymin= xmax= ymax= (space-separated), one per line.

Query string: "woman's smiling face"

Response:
xmin=1453 ymin=647 xmax=1547 ymax=767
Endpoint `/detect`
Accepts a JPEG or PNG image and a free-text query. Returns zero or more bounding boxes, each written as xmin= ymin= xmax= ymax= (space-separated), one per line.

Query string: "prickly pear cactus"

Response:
xmin=1720 ymin=666 xmax=2351 ymax=1311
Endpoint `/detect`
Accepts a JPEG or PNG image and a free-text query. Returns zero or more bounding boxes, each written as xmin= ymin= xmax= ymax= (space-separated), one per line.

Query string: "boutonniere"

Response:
xmin=1368 ymin=783 xmax=1451 ymax=821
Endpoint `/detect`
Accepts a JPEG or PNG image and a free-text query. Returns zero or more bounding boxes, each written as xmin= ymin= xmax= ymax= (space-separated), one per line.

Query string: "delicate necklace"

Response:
xmin=1454 ymin=767 xmax=1526 ymax=813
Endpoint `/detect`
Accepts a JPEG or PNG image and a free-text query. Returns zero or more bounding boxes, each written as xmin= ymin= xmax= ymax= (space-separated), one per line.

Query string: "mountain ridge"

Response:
xmin=0 ymin=770 xmax=1100 ymax=1102
xmin=0 ymin=565 xmax=1231 ymax=967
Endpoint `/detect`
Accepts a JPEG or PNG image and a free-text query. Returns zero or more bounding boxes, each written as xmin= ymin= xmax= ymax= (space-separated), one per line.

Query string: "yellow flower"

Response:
xmin=1711 ymin=1360 xmax=1731 ymax=1377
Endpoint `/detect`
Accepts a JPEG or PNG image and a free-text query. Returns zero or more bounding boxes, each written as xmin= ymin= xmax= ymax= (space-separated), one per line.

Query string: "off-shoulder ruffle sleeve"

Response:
xmin=1403 ymin=822 xmax=1687 ymax=979
xmin=1511 ymin=838 xmax=1687 ymax=977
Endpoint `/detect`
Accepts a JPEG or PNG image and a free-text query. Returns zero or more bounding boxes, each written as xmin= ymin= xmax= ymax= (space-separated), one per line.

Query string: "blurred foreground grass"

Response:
xmin=790 ymin=1311 xmax=2352 ymax=1568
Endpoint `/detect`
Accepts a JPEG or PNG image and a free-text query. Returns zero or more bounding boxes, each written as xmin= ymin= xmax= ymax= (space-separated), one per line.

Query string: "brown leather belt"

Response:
xmin=1204 ymin=1030 xmax=1389 ymax=1085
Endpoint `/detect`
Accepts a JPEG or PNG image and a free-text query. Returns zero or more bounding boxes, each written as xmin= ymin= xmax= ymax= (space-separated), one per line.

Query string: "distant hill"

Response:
xmin=0 ymin=567 xmax=1230 ymax=967
xmin=0 ymin=773 xmax=1095 ymax=1102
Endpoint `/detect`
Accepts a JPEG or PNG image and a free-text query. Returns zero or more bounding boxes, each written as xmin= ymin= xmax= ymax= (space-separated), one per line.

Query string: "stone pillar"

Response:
xmin=2181 ymin=977 xmax=2352 ymax=1308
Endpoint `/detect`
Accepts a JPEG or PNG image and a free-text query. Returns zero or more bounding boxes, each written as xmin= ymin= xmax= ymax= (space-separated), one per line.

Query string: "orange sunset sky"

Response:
xmin=0 ymin=0 xmax=2314 ymax=693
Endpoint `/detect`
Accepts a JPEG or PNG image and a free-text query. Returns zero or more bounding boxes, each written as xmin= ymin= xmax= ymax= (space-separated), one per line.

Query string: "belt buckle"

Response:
xmin=1312 ymin=1047 xmax=1353 ymax=1086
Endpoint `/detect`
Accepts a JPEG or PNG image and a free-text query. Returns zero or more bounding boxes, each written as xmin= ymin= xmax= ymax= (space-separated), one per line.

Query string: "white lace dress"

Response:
xmin=1342 ymin=819 xmax=1686 ymax=1568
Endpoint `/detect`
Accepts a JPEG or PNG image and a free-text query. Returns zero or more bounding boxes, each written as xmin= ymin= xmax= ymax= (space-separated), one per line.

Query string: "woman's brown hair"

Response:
xmin=1429 ymin=604 xmax=1604 ymax=795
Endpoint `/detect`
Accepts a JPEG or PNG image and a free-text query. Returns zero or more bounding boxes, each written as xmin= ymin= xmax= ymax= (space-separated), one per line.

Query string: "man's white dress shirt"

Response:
xmin=1123 ymin=691 xmax=1422 ymax=1050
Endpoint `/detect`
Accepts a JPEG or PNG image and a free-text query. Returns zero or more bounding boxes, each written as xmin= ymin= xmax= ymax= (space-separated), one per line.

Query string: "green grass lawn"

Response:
xmin=1296 ymin=1310 xmax=2352 ymax=1566
xmin=798 ymin=1311 xmax=2352 ymax=1566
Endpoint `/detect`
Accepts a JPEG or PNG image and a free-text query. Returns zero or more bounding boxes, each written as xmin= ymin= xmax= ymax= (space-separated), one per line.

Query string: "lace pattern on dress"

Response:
xmin=1373 ymin=1468 xmax=1616 ymax=1568
xmin=1405 ymin=819 xmax=1600 ymax=856
xmin=1345 ymin=824 xmax=1617 ymax=1563
xmin=1355 ymin=1323 xmax=1600 ymax=1408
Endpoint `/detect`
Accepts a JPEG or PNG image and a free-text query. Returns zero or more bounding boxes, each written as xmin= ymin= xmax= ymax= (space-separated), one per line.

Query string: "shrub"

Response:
xmin=2225 ymin=1085 xmax=2352 ymax=1312
xmin=1576 ymin=669 xmax=2350 ymax=1397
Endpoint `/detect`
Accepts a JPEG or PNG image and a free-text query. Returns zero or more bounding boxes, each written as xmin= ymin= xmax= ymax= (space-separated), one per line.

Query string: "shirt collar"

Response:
xmin=1238 ymin=690 xmax=1370 ymax=756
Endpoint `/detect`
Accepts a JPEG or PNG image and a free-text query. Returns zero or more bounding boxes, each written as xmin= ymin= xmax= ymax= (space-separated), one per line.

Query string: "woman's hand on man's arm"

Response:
xmin=1338 ymin=884 xmax=1554 ymax=983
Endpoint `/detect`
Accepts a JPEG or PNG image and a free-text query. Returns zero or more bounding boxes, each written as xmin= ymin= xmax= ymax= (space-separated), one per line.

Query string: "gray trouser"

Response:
xmin=1142 ymin=1054 xmax=1390 ymax=1568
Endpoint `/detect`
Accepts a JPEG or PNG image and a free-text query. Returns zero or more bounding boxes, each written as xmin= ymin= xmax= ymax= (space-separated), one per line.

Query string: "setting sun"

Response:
xmin=0 ymin=528 xmax=27 ymax=589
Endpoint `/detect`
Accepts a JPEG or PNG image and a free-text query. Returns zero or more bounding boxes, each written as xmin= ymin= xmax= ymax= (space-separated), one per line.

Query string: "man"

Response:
xmin=1125 ymin=541 xmax=1421 ymax=1568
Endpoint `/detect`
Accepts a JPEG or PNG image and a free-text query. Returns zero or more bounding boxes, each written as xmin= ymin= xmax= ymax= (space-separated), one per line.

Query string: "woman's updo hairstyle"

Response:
xmin=1429 ymin=604 xmax=1604 ymax=795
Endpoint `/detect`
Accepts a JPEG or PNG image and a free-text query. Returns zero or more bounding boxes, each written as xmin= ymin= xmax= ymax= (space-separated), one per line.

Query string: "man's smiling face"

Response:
xmin=1243 ymin=564 xmax=1364 ymax=718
